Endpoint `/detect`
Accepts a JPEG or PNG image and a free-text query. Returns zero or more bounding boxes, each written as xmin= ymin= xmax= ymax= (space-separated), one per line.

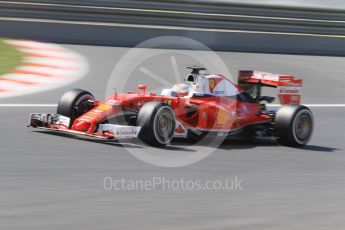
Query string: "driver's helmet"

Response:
xmin=172 ymin=83 xmax=189 ymax=97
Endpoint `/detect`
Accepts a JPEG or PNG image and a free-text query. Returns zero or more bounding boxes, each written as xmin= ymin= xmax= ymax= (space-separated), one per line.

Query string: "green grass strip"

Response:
xmin=0 ymin=39 xmax=23 ymax=76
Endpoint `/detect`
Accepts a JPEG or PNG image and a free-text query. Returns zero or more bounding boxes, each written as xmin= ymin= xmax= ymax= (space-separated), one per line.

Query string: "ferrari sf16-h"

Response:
xmin=29 ymin=66 xmax=313 ymax=147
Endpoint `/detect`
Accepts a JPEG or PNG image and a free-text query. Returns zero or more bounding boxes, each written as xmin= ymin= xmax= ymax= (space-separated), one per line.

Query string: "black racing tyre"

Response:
xmin=57 ymin=89 xmax=95 ymax=128
xmin=274 ymin=105 xmax=313 ymax=147
xmin=137 ymin=102 xmax=176 ymax=147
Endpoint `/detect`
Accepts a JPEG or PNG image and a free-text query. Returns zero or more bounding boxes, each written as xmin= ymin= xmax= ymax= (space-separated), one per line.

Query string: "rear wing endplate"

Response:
xmin=238 ymin=70 xmax=303 ymax=105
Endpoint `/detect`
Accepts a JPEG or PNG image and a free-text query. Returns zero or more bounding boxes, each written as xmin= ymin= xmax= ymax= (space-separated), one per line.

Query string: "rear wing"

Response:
xmin=238 ymin=70 xmax=303 ymax=105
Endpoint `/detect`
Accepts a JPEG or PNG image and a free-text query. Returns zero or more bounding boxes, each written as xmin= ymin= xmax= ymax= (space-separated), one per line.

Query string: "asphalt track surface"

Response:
xmin=1 ymin=45 xmax=345 ymax=230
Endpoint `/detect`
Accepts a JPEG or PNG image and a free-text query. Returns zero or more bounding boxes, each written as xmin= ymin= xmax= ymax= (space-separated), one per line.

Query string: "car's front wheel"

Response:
xmin=137 ymin=102 xmax=176 ymax=147
xmin=57 ymin=89 xmax=95 ymax=128
xmin=274 ymin=105 xmax=313 ymax=147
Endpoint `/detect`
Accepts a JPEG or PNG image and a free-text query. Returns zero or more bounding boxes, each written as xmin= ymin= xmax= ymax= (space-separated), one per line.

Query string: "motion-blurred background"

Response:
xmin=1 ymin=1 xmax=345 ymax=230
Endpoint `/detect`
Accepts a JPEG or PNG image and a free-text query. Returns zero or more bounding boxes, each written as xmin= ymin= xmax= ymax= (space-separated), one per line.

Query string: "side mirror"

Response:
xmin=259 ymin=96 xmax=275 ymax=103
xmin=137 ymin=85 xmax=147 ymax=94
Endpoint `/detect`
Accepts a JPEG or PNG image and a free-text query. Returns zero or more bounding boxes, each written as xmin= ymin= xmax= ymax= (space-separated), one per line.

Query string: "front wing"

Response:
xmin=28 ymin=113 xmax=141 ymax=140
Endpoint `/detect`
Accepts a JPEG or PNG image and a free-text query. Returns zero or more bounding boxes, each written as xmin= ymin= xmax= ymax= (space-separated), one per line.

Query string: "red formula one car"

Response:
xmin=29 ymin=66 xmax=313 ymax=147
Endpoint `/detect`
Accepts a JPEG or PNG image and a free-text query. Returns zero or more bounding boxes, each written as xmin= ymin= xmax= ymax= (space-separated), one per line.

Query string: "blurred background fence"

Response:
xmin=1 ymin=0 xmax=345 ymax=55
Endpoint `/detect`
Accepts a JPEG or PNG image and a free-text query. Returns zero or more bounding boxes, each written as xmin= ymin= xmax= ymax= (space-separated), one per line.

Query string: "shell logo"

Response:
xmin=97 ymin=104 xmax=112 ymax=110
xmin=164 ymin=100 xmax=172 ymax=105
xmin=216 ymin=109 xmax=228 ymax=125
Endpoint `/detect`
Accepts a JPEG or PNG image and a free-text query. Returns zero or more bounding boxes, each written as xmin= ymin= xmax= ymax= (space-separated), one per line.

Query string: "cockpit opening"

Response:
xmin=186 ymin=74 xmax=196 ymax=84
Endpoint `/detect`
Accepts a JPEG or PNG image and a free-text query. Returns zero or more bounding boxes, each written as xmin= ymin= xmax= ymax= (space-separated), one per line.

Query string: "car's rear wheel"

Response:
xmin=57 ymin=89 xmax=95 ymax=128
xmin=137 ymin=102 xmax=176 ymax=147
xmin=274 ymin=105 xmax=313 ymax=147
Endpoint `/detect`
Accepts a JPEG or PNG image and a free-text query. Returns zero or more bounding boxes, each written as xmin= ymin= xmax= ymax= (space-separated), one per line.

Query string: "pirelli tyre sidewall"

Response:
xmin=274 ymin=105 xmax=313 ymax=147
xmin=137 ymin=102 xmax=176 ymax=147
xmin=57 ymin=88 xmax=94 ymax=128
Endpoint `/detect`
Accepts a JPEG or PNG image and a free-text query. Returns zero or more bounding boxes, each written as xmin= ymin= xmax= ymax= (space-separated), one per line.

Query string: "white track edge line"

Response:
xmin=269 ymin=104 xmax=345 ymax=107
xmin=0 ymin=104 xmax=58 ymax=107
